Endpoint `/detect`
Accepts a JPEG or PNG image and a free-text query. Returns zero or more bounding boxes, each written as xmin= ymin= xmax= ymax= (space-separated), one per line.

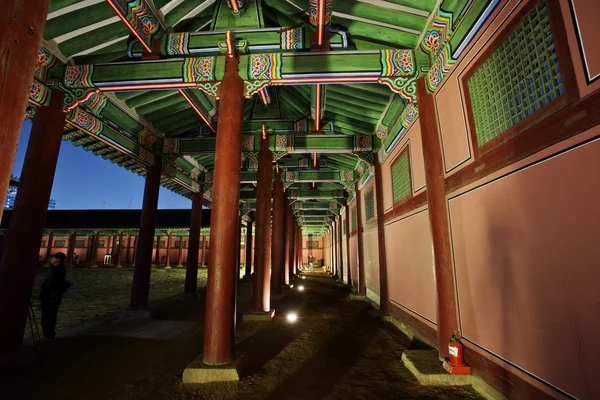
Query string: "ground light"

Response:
xmin=286 ymin=312 xmax=298 ymax=323
xmin=298 ymin=285 xmax=305 ymax=292
xmin=301 ymin=276 xmax=306 ymax=280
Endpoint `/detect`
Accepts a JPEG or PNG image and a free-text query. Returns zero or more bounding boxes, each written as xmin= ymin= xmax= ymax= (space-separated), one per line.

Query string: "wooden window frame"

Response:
xmin=390 ymin=145 xmax=413 ymax=207
xmin=54 ymin=240 xmax=65 ymax=247
xmin=364 ymin=187 xmax=375 ymax=222
xmin=74 ymin=240 xmax=86 ymax=248
xmin=462 ymin=0 xmax=579 ymax=160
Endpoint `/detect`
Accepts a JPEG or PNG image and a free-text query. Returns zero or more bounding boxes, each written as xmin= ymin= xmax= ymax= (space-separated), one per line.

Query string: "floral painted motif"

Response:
xmin=242 ymin=136 xmax=254 ymax=151
xmin=29 ymin=80 xmax=50 ymax=106
xmin=275 ymin=135 xmax=292 ymax=152
xmin=340 ymin=170 xmax=354 ymax=182
xmin=162 ymin=138 xmax=179 ymax=154
xmin=184 ymin=57 xmax=214 ymax=82
xmin=423 ymin=31 xmax=441 ymax=55
xmin=381 ymin=50 xmax=414 ymax=77
xmin=250 ymin=54 xmax=281 ymax=80
xmin=72 ymin=108 xmax=103 ymax=135
xmin=353 ymin=135 xmax=372 ymax=152
xmin=34 ymin=48 xmax=56 ymax=81
xmin=64 ymin=65 xmax=94 ymax=88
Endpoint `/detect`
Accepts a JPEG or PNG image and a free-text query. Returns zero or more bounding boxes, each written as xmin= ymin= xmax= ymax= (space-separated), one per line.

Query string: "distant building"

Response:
xmin=4 ymin=176 xmax=56 ymax=210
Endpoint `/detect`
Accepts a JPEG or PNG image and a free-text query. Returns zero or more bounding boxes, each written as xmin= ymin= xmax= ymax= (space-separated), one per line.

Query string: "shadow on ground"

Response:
xmin=1 ymin=269 xmax=483 ymax=400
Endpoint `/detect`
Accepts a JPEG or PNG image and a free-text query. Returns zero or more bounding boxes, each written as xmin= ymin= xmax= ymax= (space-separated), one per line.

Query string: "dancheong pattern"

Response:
xmin=34 ymin=48 xmax=56 ymax=81
xmin=250 ymin=54 xmax=281 ymax=80
xmin=29 ymin=80 xmax=50 ymax=106
xmin=184 ymin=57 xmax=214 ymax=82
xmin=167 ymin=33 xmax=190 ymax=55
xmin=124 ymin=0 xmax=160 ymax=47
xmin=353 ymin=135 xmax=372 ymax=152
xmin=281 ymin=27 xmax=304 ymax=50
xmin=309 ymin=0 xmax=332 ymax=29
xmin=70 ymin=108 xmax=103 ymax=135
xmin=381 ymin=50 xmax=414 ymax=77
xmin=64 ymin=65 xmax=94 ymax=88
xmin=275 ymin=135 xmax=293 ymax=152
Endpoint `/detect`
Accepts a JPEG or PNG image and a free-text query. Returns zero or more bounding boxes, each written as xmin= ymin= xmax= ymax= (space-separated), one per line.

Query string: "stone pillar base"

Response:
xmin=164 ymin=266 xmax=172 ymax=269
xmin=183 ymin=356 xmax=245 ymax=384
xmin=90 ymin=265 xmax=98 ymax=268
xmin=242 ymin=309 xmax=275 ymax=323
xmin=349 ymin=294 xmax=368 ymax=302
xmin=115 ymin=265 xmax=122 ymax=269
xmin=119 ymin=309 xmax=151 ymax=321
xmin=176 ymin=264 xmax=184 ymax=268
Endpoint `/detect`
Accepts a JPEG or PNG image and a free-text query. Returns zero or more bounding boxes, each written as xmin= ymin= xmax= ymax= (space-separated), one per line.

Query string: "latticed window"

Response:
xmin=467 ymin=0 xmax=563 ymax=148
xmin=307 ymin=240 xmax=319 ymax=248
xmin=74 ymin=240 xmax=86 ymax=248
xmin=54 ymin=240 xmax=65 ymax=247
xmin=351 ymin=208 xmax=357 ymax=230
xmin=365 ymin=189 xmax=375 ymax=221
xmin=391 ymin=150 xmax=411 ymax=203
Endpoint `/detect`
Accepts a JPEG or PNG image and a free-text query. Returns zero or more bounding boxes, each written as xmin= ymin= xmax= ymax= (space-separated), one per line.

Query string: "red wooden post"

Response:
xmin=252 ymin=128 xmax=273 ymax=312
xmin=355 ymin=183 xmax=366 ymax=296
xmin=131 ymin=234 xmax=138 ymax=266
xmin=177 ymin=235 xmax=184 ymax=267
xmin=338 ymin=216 xmax=344 ymax=280
xmin=374 ymin=159 xmax=389 ymax=313
xmin=186 ymin=188 xmax=204 ymax=292
xmin=91 ymin=233 xmax=100 ymax=267
xmin=129 ymin=155 xmax=162 ymax=310
xmin=45 ymin=232 xmax=54 ymax=265
xmin=125 ymin=235 xmax=131 ymax=264
xmin=417 ymin=78 xmax=460 ymax=359
xmin=287 ymin=205 xmax=295 ymax=281
xmin=0 ymin=0 xmax=53 ymax=221
xmin=66 ymin=233 xmax=76 ymax=267
xmin=154 ymin=235 xmax=161 ymax=265
xmin=202 ymin=43 xmax=244 ymax=365
xmin=165 ymin=234 xmax=172 ymax=268
xmin=283 ymin=199 xmax=290 ymax=285
xmin=244 ymin=215 xmax=253 ymax=278
xmin=0 ymin=90 xmax=65 ymax=354
xmin=271 ymin=170 xmax=285 ymax=296
xmin=114 ymin=232 xmax=123 ymax=268
xmin=345 ymin=205 xmax=352 ymax=286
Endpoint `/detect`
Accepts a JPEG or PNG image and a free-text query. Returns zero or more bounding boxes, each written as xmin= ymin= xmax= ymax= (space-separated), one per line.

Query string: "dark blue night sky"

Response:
xmin=12 ymin=121 xmax=192 ymax=210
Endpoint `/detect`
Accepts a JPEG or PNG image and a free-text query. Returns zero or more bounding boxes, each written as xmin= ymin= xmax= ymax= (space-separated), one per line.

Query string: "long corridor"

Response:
xmin=1 ymin=271 xmax=482 ymax=400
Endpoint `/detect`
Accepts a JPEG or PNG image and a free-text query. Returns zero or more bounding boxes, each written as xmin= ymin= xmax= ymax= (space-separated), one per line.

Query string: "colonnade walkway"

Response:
xmin=1 ymin=271 xmax=482 ymax=400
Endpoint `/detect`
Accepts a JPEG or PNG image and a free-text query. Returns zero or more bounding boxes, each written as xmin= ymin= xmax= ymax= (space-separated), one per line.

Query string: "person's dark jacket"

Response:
xmin=40 ymin=264 xmax=70 ymax=304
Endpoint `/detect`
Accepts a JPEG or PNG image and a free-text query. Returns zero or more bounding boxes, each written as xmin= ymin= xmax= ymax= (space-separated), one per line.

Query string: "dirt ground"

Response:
xmin=3 ymin=270 xmax=483 ymax=400
xmin=26 ymin=267 xmax=207 ymax=337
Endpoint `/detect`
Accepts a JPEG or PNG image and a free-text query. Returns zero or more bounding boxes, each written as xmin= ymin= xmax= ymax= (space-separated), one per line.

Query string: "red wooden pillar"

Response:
xmin=355 ymin=183 xmax=366 ymax=296
xmin=345 ymin=205 xmax=352 ymax=286
xmin=154 ymin=235 xmax=161 ymax=265
xmin=185 ymin=187 xmax=203 ymax=293
xmin=114 ymin=232 xmax=123 ymax=268
xmin=131 ymin=234 xmax=138 ymax=266
xmin=0 ymin=90 xmax=65 ymax=354
xmin=165 ymin=234 xmax=172 ymax=268
xmin=203 ymin=43 xmax=244 ymax=366
xmin=177 ymin=235 xmax=184 ymax=267
xmin=338 ymin=216 xmax=344 ymax=280
xmin=374 ymin=159 xmax=389 ymax=313
xmin=283 ymin=199 xmax=290 ymax=286
xmin=45 ymin=232 xmax=54 ymax=265
xmin=200 ymin=237 xmax=206 ymax=267
xmin=0 ymin=0 xmax=53 ymax=222
xmin=125 ymin=235 xmax=131 ymax=264
xmin=244 ymin=215 xmax=253 ymax=278
xmin=252 ymin=128 xmax=273 ymax=312
xmin=129 ymin=155 xmax=162 ymax=310
xmin=237 ymin=214 xmax=243 ymax=280
xmin=417 ymin=78 xmax=459 ymax=359
xmin=271 ymin=170 xmax=285 ymax=296
xmin=91 ymin=233 xmax=100 ymax=267
xmin=287 ymin=207 xmax=295 ymax=280
xmin=66 ymin=233 xmax=76 ymax=267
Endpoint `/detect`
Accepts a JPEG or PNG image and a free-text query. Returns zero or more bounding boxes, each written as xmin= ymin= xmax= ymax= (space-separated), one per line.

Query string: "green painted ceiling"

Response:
xmin=38 ymin=0 xmax=494 ymax=236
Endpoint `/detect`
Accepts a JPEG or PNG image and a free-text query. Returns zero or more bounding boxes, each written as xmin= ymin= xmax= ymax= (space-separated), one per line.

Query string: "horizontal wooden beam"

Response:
xmin=63 ymin=49 xmax=420 ymax=101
